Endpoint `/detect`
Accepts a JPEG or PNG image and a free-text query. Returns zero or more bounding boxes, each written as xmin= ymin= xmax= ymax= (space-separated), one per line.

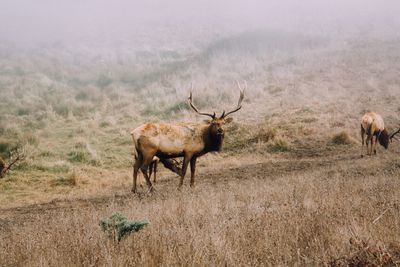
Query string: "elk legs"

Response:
xmin=140 ymin=167 xmax=153 ymax=192
xmin=360 ymin=126 xmax=365 ymax=157
xmin=374 ymin=135 xmax=378 ymax=155
xmin=149 ymin=160 xmax=157 ymax=183
xmin=179 ymin=155 xmax=192 ymax=188
xmin=367 ymin=135 xmax=375 ymax=155
xmin=132 ymin=156 xmax=142 ymax=193
xmin=190 ymin=157 xmax=197 ymax=187
xmin=132 ymin=153 xmax=154 ymax=193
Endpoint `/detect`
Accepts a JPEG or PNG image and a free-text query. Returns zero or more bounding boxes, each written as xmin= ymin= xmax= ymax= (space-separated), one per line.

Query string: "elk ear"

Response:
xmin=203 ymin=119 xmax=212 ymax=124
xmin=224 ymin=117 xmax=233 ymax=124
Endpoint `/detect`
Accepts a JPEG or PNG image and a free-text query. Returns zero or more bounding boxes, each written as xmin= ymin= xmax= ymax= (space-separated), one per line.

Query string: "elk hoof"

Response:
xmin=360 ymin=154 xmax=364 ymax=158
xmin=131 ymin=188 xmax=137 ymax=194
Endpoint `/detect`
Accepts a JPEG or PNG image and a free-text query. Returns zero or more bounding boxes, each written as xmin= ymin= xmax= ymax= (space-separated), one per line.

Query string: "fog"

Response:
xmin=1 ymin=0 xmax=400 ymax=48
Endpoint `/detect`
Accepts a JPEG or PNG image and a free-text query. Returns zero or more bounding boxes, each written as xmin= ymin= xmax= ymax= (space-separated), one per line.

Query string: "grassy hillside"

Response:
xmin=1 ymin=28 xmax=400 ymax=266
xmin=0 ymin=30 xmax=399 ymax=206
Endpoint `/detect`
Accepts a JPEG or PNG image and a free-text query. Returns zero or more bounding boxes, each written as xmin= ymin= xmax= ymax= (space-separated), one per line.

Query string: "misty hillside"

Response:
xmin=2 ymin=1 xmax=400 ymax=266
xmin=0 ymin=29 xmax=399 ymax=177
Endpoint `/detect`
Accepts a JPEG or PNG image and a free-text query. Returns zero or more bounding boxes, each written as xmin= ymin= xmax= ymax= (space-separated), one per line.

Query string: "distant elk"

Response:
xmin=360 ymin=112 xmax=400 ymax=156
xmin=130 ymin=82 xmax=245 ymax=193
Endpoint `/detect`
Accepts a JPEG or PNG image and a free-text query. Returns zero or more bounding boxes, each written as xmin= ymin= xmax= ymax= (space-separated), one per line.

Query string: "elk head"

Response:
xmin=188 ymin=81 xmax=246 ymax=150
xmin=378 ymin=129 xmax=390 ymax=149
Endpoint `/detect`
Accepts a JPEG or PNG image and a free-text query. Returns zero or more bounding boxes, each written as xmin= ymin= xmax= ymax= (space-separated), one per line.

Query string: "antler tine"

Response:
xmin=188 ymin=86 xmax=216 ymax=119
xmin=235 ymin=80 xmax=247 ymax=91
xmin=390 ymin=128 xmax=400 ymax=141
xmin=221 ymin=84 xmax=245 ymax=118
xmin=236 ymin=80 xmax=242 ymax=91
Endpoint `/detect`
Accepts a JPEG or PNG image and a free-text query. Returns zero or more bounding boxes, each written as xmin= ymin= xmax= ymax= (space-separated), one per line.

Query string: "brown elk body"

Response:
xmin=360 ymin=112 xmax=399 ymax=156
xmin=130 ymin=83 xmax=245 ymax=193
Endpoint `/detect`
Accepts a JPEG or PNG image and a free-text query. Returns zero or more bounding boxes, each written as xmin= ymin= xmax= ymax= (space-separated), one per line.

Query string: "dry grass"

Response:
xmin=1 ymin=156 xmax=400 ymax=266
xmin=332 ymin=131 xmax=356 ymax=145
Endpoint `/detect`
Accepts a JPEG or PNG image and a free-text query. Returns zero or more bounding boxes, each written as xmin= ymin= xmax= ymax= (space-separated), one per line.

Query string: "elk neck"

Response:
xmin=202 ymin=124 xmax=224 ymax=153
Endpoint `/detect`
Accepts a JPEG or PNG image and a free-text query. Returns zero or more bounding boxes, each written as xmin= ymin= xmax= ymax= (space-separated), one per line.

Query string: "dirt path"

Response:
xmin=1 ymin=144 xmax=398 ymax=227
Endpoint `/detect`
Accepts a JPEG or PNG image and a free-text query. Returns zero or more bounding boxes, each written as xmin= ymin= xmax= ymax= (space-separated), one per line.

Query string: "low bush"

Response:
xmin=100 ymin=212 xmax=148 ymax=242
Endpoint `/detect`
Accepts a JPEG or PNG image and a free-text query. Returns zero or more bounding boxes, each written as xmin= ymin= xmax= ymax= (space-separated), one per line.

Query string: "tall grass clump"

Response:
xmin=67 ymin=141 xmax=101 ymax=166
xmin=224 ymin=122 xmax=277 ymax=152
xmin=268 ymin=138 xmax=289 ymax=152
xmin=332 ymin=131 xmax=354 ymax=145
xmin=50 ymin=171 xmax=79 ymax=187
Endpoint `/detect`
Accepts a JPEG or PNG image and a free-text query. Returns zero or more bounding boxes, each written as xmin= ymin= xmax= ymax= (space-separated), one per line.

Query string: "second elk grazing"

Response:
xmin=130 ymin=82 xmax=245 ymax=193
xmin=360 ymin=112 xmax=400 ymax=156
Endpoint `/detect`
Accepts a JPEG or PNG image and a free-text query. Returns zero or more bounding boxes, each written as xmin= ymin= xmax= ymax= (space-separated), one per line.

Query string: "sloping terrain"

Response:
xmin=1 ymin=141 xmax=400 ymax=266
xmin=0 ymin=31 xmax=400 ymax=265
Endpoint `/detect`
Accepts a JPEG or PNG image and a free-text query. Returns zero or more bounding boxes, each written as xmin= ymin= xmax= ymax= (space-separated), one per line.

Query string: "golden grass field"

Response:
xmin=0 ymin=31 xmax=400 ymax=265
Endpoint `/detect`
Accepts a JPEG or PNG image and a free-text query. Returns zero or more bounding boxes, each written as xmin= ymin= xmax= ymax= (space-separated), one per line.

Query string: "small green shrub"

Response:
xmin=100 ymin=212 xmax=148 ymax=242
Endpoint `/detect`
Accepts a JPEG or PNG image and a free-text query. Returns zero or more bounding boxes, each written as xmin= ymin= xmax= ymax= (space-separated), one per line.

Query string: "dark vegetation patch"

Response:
xmin=332 ymin=131 xmax=355 ymax=145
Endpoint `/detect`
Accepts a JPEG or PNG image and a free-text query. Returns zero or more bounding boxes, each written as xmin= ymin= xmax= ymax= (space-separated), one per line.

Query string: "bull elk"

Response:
xmin=360 ymin=112 xmax=399 ymax=156
xmin=130 ymin=82 xmax=245 ymax=193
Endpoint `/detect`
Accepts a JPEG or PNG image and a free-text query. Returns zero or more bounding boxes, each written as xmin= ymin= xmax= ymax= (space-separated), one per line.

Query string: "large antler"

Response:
xmin=220 ymin=80 xmax=246 ymax=118
xmin=390 ymin=128 xmax=400 ymax=141
xmin=188 ymin=84 xmax=216 ymax=119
